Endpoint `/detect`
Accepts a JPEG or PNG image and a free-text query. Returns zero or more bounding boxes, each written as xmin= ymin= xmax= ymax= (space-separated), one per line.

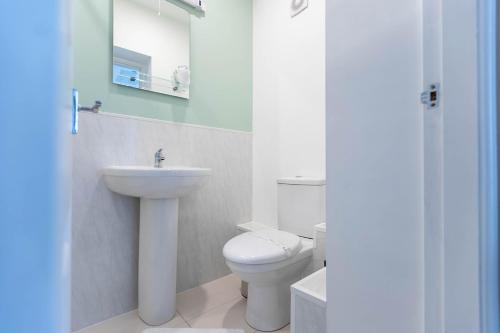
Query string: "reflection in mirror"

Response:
xmin=113 ymin=0 xmax=190 ymax=98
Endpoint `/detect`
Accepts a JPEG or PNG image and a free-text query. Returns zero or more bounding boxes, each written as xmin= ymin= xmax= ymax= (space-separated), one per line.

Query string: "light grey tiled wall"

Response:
xmin=71 ymin=113 xmax=252 ymax=331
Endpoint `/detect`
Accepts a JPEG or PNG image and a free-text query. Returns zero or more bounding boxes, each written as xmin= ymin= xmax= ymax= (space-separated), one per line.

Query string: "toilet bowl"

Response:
xmin=223 ymin=177 xmax=325 ymax=332
xmin=223 ymin=229 xmax=313 ymax=331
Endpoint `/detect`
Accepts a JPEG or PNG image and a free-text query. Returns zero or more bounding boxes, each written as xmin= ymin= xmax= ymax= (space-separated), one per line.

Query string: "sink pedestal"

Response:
xmin=138 ymin=198 xmax=179 ymax=325
xmin=103 ymin=166 xmax=211 ymax=326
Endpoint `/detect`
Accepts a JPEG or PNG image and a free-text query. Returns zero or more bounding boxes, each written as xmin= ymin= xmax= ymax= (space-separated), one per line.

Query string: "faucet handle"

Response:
xmin=156 ymin=148 xmax=165 ymax=160
xmin=154 ymin=149 xmax=166 ymax=168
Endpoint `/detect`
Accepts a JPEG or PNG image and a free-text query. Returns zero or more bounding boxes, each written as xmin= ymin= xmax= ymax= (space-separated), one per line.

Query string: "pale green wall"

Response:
xmin=73 ymin=0 xmax=252 ymax=132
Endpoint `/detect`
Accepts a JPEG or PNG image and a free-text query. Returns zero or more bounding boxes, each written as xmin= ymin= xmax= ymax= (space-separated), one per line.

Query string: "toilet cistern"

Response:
xmin=154 ymin=148 xmax=166 ymax=168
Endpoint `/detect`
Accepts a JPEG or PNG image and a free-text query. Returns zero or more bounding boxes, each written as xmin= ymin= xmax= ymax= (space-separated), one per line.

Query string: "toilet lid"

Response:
xmin=223 ymin=229 xmax=302 ymax=265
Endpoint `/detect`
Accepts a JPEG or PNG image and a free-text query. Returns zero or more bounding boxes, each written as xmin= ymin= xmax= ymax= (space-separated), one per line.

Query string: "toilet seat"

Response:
xmin=223 ymin=229 xmax=302 ymax=265
xmin=223 ymin=230 xmax=313 ymax=332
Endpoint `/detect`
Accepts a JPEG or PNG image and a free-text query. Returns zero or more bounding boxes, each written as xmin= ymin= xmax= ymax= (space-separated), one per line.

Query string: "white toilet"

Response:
xmin=223 ymin=177 xmax=325 ymax=332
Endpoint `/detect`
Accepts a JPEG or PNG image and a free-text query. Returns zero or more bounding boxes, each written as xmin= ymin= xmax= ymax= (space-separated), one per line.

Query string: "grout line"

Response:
xmin=185 ymin=295 xmax=246 ymax=325
xmin=73 ymin=310 xmax=138 ymax=333
xmin=77 ymin=274 xmax=246 ymax=333
xmin=177 ymin=274 xmax=243 ymax=322
xmin=176 ymin=310 xmax=191 ymax=328
xmin=177 ymin=273 xmax=240 ymax=298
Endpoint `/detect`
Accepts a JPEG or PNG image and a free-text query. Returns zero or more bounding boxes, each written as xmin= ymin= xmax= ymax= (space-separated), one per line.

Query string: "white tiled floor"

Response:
xmin=76 ymin=274 xmax=290 ymax=333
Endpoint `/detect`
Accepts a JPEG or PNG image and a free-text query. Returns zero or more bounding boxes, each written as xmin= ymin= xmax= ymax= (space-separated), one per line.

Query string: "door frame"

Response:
xmin=440 ymin=0 xmax=498 ymax=332
xmin=477 ymin=0 xmax=499 ymax=332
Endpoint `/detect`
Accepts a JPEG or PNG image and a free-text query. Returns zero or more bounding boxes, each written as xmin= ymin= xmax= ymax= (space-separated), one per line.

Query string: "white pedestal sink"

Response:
xmin=103 ymin=166 xmax=211 ymax=325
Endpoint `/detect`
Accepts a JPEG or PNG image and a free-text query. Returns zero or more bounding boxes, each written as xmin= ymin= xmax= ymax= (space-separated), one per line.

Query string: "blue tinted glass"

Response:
xmin=113 ymin=64 xmax=140 ymax=88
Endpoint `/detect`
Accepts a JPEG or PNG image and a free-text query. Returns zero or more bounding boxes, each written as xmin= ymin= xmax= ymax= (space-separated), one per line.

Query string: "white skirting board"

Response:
xmin=142 ymin=328 xmax=245 ymax=333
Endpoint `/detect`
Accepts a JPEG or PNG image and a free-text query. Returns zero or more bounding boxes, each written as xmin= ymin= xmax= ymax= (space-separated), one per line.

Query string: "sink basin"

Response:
xmin=103 ymin=166 xmax=211 ymax=199
xmin=103 ymin=165 xmax=211 ymax=326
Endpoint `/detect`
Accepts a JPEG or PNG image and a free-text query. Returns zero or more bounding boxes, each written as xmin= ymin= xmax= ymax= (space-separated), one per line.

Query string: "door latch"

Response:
xmin=421 ymin=83 xmax=440 ymax=110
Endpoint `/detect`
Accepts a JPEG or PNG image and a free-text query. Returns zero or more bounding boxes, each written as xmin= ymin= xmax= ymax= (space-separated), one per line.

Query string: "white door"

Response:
xmin=0 ymin=1 xmax=72 ymax=333
xmin=326 ymin=0 xmax=424 ymax=331
xmin=325 ymin=0 xmax=496 ymax=332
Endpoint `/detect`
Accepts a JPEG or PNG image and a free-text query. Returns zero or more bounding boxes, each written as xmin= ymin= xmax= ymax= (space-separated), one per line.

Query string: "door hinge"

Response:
xmin=420 ymin=83 xmax=440 ymax=110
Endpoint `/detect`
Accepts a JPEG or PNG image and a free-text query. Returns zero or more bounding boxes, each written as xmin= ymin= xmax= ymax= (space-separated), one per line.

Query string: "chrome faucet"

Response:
xmin=154 ymin=149 xmax=166 ymax=168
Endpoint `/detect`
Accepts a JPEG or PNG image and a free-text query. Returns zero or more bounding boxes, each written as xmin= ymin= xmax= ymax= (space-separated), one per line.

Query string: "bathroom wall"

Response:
xmin=72 ymin=0 xmax=253 ymax=330
xmin=71 ymin=113 xmax=252 ymax=331
xmin=252 ymin=0 xmax=325 ymax=227
xmin=73 ymin=0 xmax=252 ymax=131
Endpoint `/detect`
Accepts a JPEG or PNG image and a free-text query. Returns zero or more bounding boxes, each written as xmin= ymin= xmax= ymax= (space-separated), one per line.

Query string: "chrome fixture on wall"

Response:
xmin=154 ymin=149 xmax=166 ymax=168
xmin=72 ymin=89 xmax=102 ymax=135
xmin=78 ymin=101 xmax=102 ymax=113
xmin=178 ymin=0 xmax=206 ymax=12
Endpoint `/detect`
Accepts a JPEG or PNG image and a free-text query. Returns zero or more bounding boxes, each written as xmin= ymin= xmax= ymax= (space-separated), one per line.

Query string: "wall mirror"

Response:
xmin=113 ymin=0 xmax=191 ymax=99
